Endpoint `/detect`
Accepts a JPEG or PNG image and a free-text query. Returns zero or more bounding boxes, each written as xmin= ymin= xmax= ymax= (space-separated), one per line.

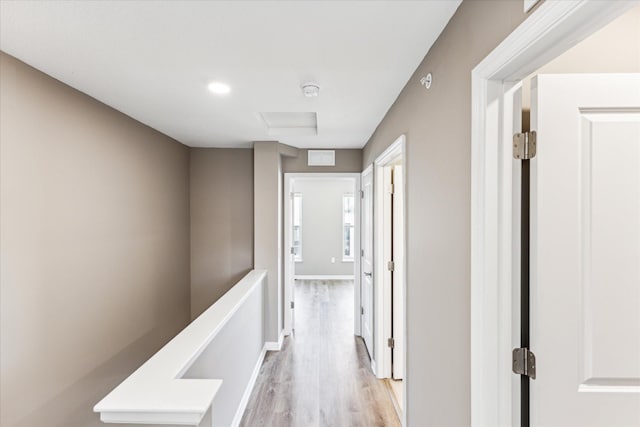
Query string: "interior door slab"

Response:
xmin=530 ymin=73 xmax=640 ymax=426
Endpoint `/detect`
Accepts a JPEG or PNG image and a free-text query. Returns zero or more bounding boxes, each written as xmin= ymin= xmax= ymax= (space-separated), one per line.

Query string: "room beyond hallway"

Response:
xmin=240 ymin=280 xmax=400 ymax=427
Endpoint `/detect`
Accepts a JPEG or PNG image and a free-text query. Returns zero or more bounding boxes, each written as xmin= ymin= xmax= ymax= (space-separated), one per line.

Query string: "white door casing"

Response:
xmin=392 ymin=165 xmax=405 ymax=380
xmin=289 ymin=192 xmax=296 ymax=333
xmin=530 ymin=73 xmax=640 ymax=426
xmin=470 ymin=2 xmax=637 ymax=426
xmin=283 ymin=173 xmax=362 ymax=337
xmin=283 ymin=179 xmax=296 ymax=335
xmin=380 ymin=165 xmax=393 ymax=376
xmin=361 ymin=165 xmax=375 ymax=357
xmin=374 ymin=134 xmax=406 ymax=380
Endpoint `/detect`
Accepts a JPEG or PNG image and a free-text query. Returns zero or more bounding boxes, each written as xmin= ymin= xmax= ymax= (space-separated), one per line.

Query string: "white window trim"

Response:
xmin=292 ymin=192 xmax=303 ymax=262
xmin=342 ymin=193 xmax=355 ymax=262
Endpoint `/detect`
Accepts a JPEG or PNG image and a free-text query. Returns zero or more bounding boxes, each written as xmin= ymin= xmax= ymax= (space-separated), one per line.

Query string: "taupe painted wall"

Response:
xmin=293 ymin=179 xmax=355 ymax=276
xmin=256 ymin=144 xmax=363 ymax=343
xmin=362 ymin=1 xmax=528 ymax=425
xmin=190 ymin=148 xmax=254 ymax=319
xmin=283 ymin=148 xmax=362 ymax=173
xmin=537 ymin=4 xmax=639 ymax=74
xmin=253 ymin=142 xmax=282 ymax=342
xmin=0 ymin=52 xmax=191 ymax=427
xmin=522 ymin=4 xmax=640 ymax=112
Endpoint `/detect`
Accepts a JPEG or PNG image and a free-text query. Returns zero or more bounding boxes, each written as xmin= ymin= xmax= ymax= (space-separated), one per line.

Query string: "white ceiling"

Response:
xmin=0 ymin=1 xmax=460 ymax=148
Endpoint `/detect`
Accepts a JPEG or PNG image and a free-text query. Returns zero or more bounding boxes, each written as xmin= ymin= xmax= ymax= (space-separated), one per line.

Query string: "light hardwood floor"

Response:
xmin=240 ymin=279 xmax=400 ymax=427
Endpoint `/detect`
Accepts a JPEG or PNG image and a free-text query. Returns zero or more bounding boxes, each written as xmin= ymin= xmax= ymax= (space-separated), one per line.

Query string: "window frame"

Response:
xmin=292 ymin=192 xmax=303 ymax=262
xmin=342 ymin=193 xmax=355 ymax=262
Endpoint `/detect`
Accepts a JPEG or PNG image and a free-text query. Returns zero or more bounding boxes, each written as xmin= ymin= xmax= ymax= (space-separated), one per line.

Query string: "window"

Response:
xmin=292 ymin=193 xmax=302 ymax=262
xmin=343 ymin=193 xmax=355 ymax=261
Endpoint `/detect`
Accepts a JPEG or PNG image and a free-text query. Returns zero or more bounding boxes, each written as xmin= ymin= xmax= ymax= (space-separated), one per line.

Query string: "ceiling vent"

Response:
xmin=259 ymin=112 xmax=317 ymax=136
xmin=307 ymin=150 xmax=335 ymax=166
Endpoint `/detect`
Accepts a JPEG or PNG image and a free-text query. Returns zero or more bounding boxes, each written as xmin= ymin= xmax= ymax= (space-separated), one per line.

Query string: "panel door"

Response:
xmin=392 ymin=165 xmax=404 ymax=380
xmin=361 ymin=167 xmax=374 ymax=357
xmin=530 ymin=73 xmax=640 ymax=426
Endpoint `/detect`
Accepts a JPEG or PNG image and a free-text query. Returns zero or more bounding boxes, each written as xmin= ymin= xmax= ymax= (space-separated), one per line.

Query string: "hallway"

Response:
xmin=240 ymin=280 xmax=400 ymax=427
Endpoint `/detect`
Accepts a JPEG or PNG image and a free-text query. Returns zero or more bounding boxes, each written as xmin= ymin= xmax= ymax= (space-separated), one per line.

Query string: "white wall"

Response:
xmin=293 ymin=179 xmax=355 ymax=277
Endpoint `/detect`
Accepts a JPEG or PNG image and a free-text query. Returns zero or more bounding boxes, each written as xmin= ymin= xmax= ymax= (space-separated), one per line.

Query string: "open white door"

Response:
xmin=290 ymin=191 xmax=297 ymax=333
xmin=392 ymin=165 xmax=404 ymax=380
xmin=530 ymin=74 xmax=640 ymax=426
xmin=283 ymin=187 xmax=297 ymax=335
xmin=361 ymin=166 xmax=374 ymax=357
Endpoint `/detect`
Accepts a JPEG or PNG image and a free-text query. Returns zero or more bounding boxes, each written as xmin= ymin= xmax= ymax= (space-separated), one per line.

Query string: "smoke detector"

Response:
xmin=301 ymin=82 xmax=320 ymax=97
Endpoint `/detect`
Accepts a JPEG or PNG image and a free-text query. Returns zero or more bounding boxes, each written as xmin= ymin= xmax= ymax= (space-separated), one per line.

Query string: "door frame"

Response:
xmin=360 ymin=164 xmax=375 ymax=358
xmin=470 ymin=1 xmax=637 ymax=426
xmin=372 ymin=135 xmax=406 ymax=392
xmin=283 ymin=173 xmax=362 ymax=336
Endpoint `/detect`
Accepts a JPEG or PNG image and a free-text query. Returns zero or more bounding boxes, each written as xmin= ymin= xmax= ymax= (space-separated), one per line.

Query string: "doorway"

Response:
xmin=471 ymin=2 xmax=639 ymax=426
xmin=372 ymin=135 xmax=406 ymax=422
xmin=283 ymin=174 xmax=361 ymax=337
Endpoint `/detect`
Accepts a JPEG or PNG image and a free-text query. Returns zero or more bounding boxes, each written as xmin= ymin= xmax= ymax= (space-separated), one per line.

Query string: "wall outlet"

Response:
xmin=331 ymin=257 xmax=336 ymax=263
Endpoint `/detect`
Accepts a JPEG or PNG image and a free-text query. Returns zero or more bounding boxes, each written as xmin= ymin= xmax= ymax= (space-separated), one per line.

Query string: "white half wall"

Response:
xmin=182 ymin=275 xmax=265 ymax=427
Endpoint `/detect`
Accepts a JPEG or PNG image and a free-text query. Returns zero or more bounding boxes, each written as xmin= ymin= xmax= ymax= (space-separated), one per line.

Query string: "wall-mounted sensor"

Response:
xmin=420 ymin=73 xmax=432 ymax=89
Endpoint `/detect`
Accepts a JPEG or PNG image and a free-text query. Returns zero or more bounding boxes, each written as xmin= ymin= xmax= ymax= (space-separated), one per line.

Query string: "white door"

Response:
xmin=290 ymin=192 xmax=297 ymax=333
xmin=392 ymin=165 xmax=404 ymax=380
xmin=530 ymin=73 xmax=640 ymax=426
xmin=361 ymin=166 xmax=374 ymax=357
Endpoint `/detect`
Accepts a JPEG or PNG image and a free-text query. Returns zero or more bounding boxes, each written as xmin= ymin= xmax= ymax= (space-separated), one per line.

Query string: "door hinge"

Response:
xmin=360 ymin=190 xmax=364 ymax=199
xmin=361 ymin=306 xmax=364 ymax=315
xmin=387 ymin=337 xmax=395 ymax=348
xmin=513 ymin=131 xmax=537 ymax=160
xmin=361 ymin=248 xmax=364 ymax=257
xmin=512 ymin=348 xmax=536 ymax=379
xmin=387 ymin=184 xmax=394 ymax=194
xmin=290 ymin=246 xmax=295 ymax=255
xmin=290 ymin=301 xmax=295 ymax=309
xmin=387 ymin=260 xmax=395 ymax=271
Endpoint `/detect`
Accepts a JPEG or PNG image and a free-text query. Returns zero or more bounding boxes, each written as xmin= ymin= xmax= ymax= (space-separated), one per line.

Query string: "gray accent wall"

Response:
xmin=362 ymin=1 xmax=528 ymax=425
xmin=190 ymin=148 xmax=254 ymax=319
xmin=293 ymin=179 xmax=355 ymax=276
xmin=0 ymin=52 xmax=191 ymax=427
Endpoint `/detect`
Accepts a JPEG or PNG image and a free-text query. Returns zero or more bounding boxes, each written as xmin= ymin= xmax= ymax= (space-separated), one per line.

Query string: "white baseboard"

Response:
xmin=294 ymin=275 xmax=355 ymax=280
xmin=230 ymin=345 xmax=268 ymax=427
xmin=264 ymin=330 xmax=285 ymax=351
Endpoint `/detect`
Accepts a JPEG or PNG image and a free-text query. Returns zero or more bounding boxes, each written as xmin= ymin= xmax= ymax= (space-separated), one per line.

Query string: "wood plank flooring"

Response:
xmin=240 ymin=280 xmax=400 ymax=427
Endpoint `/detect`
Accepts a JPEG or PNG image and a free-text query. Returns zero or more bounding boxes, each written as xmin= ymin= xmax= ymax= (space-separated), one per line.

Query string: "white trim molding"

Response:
xmin=283 ymin=173 xmax=362 ymax=337
xmin=231 ymin=345 xmax=268 ymax=427
xmin=470 ymin=1 xmax=637 ymax=426
xmin=372 ymin=134 xmax=408 ymax=427
xmin=264 ymin=330 xmax=285 ymax=351
xmin=523 ymin=0 xmax=541 ymax=13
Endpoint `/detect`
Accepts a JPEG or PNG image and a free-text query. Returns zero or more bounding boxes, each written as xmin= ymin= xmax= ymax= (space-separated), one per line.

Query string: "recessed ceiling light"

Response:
xmin=208 ymin=81 xmax=231 ymax=95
